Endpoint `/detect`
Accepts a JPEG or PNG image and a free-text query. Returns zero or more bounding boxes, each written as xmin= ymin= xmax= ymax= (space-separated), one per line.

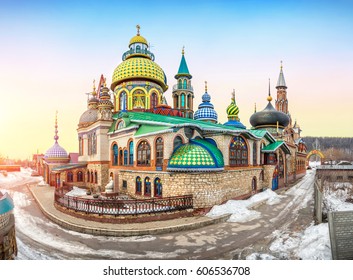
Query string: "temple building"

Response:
xmin=38 ymin=26 xmax=307 ymax=221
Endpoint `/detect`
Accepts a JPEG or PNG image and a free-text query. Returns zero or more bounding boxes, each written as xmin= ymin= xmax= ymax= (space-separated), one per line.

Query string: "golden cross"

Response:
xmin=136 ymin=24 xmax=140 ymax=35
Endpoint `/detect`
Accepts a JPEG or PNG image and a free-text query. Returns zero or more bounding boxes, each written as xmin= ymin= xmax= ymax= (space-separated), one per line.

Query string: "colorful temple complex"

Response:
xmin=38 ymin=26 xmax=307 ymax=220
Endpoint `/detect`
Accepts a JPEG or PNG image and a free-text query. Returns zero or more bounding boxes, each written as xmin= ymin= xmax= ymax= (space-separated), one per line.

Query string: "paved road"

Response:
xmin=0 ymin=170 xmax=315 ymax=260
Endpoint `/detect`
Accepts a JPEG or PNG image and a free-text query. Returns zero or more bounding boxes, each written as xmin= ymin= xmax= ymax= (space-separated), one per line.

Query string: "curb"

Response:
xmin=27 ymin=185 xmax=230 ymax=237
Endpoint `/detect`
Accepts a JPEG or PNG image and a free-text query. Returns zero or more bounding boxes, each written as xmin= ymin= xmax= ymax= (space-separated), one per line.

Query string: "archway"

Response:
xmin=306 ymin=149 xmax=325 ymax=167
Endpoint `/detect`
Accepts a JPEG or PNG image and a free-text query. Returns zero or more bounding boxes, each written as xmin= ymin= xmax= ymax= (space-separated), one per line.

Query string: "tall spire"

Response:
xmin=54 ymin=111 xmax=59 ymax=143
xmin=267 ymin=78 xmax=272 ymax=102
xmin=276 ymin=61 xmax=287 ymax=88
xmin=175 ymin=47 xmax=192 ymax=79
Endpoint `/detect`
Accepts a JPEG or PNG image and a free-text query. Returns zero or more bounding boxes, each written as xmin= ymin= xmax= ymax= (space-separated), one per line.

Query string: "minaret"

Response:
xmin=172 ymin=47 xmax=194 ymax=118
xmin=275 ymin=61 xmax=289 ymax=114
xmin=98 ymin=77 xmax=114 ymax=120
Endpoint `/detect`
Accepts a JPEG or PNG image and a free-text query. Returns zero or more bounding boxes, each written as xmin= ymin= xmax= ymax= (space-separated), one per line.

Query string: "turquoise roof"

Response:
xmin=262 ymin=140 xmax=291 ymax=154
xmin=167 ymin=139 xmax=224 ymax=172
xmin=175 ymin=53 xmax=192 ymax=79
xmin=0 ymin=192 xmax=14 ymax=215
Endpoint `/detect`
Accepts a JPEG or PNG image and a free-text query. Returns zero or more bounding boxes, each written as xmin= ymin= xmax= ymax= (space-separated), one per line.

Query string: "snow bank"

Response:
xmin=323 ymin=182 xmax=353 ymax=214
xmin=206 ymin=189 xmax=282 ymax=223
xmin=269 ymin=223 xmax=331 ymax=260
xmin=65 ymin=186 xmax=87 ymax=197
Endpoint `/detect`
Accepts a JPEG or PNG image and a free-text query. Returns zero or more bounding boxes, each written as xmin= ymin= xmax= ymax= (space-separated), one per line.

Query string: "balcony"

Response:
xmin=172 ymin=84 xmax=194 ymax=92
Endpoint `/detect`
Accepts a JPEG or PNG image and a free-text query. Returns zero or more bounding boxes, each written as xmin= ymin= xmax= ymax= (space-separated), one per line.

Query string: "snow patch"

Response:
xmin=207 ymin=189 xmax=282 ymax=223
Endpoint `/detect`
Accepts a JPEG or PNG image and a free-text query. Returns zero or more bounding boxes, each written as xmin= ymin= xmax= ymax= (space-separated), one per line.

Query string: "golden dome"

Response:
xmin=129 ymin=34 xmax=148 ymax=47
xmin=111 ymin=57 xmax=168 ymax=91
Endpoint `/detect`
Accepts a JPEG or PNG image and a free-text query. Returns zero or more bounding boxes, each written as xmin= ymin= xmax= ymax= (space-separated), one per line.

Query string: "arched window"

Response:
xmin=150 ymin=92 xmax=158 ymax=108
xmin=253 ymin=142 xmax=257 ymax=166
xmin=144 ymin=177 xmax=151 ymax=196
xmin=90 ymin=171 xmax=94 ymax=183
xmin=119 ymin=150 xmax=123 ymax=166
xmin=181 ymin=93 xmax=185 ymax=108
xmin=123 ymin=150 xmax=128 ymax=165
xmin=155 ymin=137 xmax=164 ymax=167
xmin=129 ymin=141 xmax=134 ymax=165
xmin=183 ymin=79 xmax=187 ymax=89
xmin=136 ymin=45 xmax=141 ymax=53
xmin=173 ymin=136 xmax=183 ymax=151
xmin=261 ymin=143 xmax=265 ymax=165
xmin=136 ymin=176 xmax=142 ymax=194
xmin=252 ymin=176 xmax=257 ymax=192
xmin=77 ymin=171 xmax=83 ymax=182
xmin=86 ymin=171 xmax=90 ymax=182
xmin=154 ymin=177 xmax=162 ymax=197
xmin=67 ymin=172 xmax=73 ymax=182
xmin=178 ymin=79 xmax=182 ymax=89
xmin=229 ymin=136 xmax=248 ymax=167
xmin=260 ymin=170 xmax=264 ymax=181
xmin=112 ymin=144 xmax=118 ymax=166
xmin=94 ymin=171 xmax=98 ymax=184
xmin=120 ymin=92 xmax=127 ymax=111
xmin=137 ymin=140 xmax=151 ymax=166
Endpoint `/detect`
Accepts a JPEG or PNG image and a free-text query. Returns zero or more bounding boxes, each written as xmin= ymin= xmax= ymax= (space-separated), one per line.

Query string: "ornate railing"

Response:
xmin=54 ymin=192 xmax=193 ymax=216
xmin=172 ymin=84 xmax=194 ymax=91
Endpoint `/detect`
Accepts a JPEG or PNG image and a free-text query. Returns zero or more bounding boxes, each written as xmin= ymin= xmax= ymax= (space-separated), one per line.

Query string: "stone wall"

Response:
xmin=0 ymin=214 xmax=17 ymax=260
xmin=87 ymin=163 xmax=110 ymax=192
xmin=113 ymin=167 xmax=266 ymax=209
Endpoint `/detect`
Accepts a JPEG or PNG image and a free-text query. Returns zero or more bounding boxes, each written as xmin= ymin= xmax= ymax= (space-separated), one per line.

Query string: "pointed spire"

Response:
xmin=205 ymin=81 xmax=208 ymax=92
xmin=276 ymin=61 xmax=287 ymax=88
xmin=267 ymin=78 xmax=273 ymax=102
xmin=54 ymin=111 xmax=59 ymax=143
xmin=231 ymin=89 xmax=236 ymax=103
xmin=175 ymin=47 xmax=192 ymax=79
xmin=92 ymin=79 xmax=97 ymax=97
xmin=254 ymin=103 xmax=257 ymax=113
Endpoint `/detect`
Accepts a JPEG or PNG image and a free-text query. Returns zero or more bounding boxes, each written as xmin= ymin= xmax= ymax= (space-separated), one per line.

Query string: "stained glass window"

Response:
xmin=129 ymin=141 xmax=134 ymax=165
xmin=154 ymin=178 xmax=162 ymax=197
xmin=144 ymin=177 xmax=151 ymax=196
xmin=136 ymin=176 xmax=142 ymax=194
xmin=112 ymin=144 xmax=118 ymax=166
xmin=229 ymin=136 xmax=248 ymax=167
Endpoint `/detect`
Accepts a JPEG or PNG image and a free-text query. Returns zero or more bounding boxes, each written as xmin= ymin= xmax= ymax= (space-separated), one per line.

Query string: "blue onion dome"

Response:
xmin=194 ymin=82 xmax=218 ymax=123
xmin=250 ymin=93 xmax=290 ymax=129
xmin=224 ymin=90 xmax=246 ymax=129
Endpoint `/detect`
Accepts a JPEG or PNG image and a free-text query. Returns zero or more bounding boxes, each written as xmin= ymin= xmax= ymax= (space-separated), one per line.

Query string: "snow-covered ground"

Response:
xmin=206 ymin=189 xmax=283 ymax=223
xmin=207 ymin=171 xmax=353 ymax=260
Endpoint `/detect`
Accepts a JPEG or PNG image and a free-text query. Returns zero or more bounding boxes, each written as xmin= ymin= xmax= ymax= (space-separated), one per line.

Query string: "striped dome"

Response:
xmin=227 ymin=101 xmax=239 ymax=117
xmin=44 ymin=143 xmax=68 ymax=159
xmin=111 ymin=57 xmax=167 ymax=91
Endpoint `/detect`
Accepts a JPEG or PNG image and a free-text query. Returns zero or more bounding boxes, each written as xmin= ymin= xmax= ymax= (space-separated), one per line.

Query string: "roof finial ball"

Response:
xmin=136 ymin=24 xmax=140 ymax=35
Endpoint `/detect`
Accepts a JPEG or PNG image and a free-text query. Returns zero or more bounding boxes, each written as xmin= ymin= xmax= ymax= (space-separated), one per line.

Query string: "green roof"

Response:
xmin=135 ymin=124 xmax=172 ymax=137
xmin=262 ymin=140 xmax=290 ymax=154
xmin=110 ymin=111 xmax=273 ymax=142
xmin=192 ymin=138 xmax=224 ymax=167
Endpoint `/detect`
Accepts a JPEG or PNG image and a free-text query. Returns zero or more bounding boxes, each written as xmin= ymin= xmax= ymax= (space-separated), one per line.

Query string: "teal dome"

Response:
xmin=167 ymin=138 xmax=223 ymax=172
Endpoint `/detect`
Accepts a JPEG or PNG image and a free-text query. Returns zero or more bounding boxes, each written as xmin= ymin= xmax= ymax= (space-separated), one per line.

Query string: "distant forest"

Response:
xmin=303 ymin=137 xmax=353 ymax=161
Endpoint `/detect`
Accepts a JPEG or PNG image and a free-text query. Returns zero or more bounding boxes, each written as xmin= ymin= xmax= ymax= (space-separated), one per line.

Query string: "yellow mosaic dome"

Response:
xmin=111 ymin=57 xmax=168 ymax=91
xmin=129 ymin=34 xmax=148 ymax=46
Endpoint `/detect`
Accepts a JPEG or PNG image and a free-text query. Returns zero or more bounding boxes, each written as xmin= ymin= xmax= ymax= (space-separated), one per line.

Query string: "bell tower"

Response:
xmin=275 ymin=61 xmax=288 ymax=114
xmin=172 ymin=47 xmax=194 ymax=118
